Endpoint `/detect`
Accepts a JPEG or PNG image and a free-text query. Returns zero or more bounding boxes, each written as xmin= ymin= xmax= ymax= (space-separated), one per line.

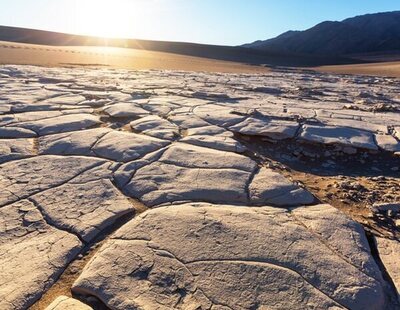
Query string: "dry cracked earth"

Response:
xmin=0 ymin=65 xmax=399 ymax=310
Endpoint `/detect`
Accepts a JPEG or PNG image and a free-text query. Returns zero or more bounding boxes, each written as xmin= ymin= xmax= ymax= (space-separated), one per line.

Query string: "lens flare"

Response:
xmin=74 ymin=0 xmax=140 ymax=38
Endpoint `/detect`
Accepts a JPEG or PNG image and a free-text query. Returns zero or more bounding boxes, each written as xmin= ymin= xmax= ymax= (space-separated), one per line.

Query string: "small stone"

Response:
xmin=342 ymin=146 xmax=357 ymax=155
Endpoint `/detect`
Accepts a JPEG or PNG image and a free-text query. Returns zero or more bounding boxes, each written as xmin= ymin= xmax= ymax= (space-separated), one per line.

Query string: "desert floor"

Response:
xmin=0 ymin=41 xmax=268 ymax=73
xmin=1 ymin=64 xmax=399 ymax=309
xmin=2 ymin=41 xmax=400 ymax=78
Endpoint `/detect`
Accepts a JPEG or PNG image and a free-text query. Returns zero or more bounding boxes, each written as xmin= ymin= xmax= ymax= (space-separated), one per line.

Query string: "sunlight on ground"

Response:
xmin=0 ymin=41 xmax=268 ymax=73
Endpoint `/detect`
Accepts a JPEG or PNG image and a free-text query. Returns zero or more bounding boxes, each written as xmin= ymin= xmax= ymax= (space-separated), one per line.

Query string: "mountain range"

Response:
xmin=243 ymin=11 xmax=400 ymax=56
xmin=1 ymin=11 xmax=398 ymax=66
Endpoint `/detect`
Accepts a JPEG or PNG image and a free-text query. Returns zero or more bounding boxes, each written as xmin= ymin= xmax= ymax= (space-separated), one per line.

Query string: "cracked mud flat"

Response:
xmin=0 ymin=65 xmax=399 ymax=309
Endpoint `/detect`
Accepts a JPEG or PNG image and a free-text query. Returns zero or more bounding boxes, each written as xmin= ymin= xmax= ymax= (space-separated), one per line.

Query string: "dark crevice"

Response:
xmin=365 ymin=232 xmax=400 ymax=310
xmin=288 ymin=209 xmax=381 ymax=282
xmin=27 ymin=197 xmax=86 ymax=245
xmin=31 ymin=209 xmax=135 ymax=310
xmin=234 ymin=132 xmax=400 ymax=178
xmin=245 ymin=165 xmax=260 ymax=202
xmin=0 ymin=160 xmax=106 ymax=209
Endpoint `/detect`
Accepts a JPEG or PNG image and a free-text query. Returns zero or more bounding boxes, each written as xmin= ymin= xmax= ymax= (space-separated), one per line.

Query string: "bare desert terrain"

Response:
xmin=0 ymin=41 xmax=268 ymax=73
xmin=2 ymin=41 xmax=400 ymax=79
xmin=0 ymin=64 xmax=399 ymax=309
xmin=1 ymin=6 xmax=399 ymax=310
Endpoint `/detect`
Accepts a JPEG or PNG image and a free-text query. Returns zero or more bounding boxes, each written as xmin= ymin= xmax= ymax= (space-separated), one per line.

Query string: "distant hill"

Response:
xmin=243 ymin=11 xmax=400 ymax=56
xmin=0 ymin=25 xmax=358 ymax=67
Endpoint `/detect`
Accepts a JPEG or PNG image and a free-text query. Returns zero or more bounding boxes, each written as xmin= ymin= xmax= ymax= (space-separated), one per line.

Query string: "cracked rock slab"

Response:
xmin=230 ymin=116 xmax=300 ymax=140
xmin=31 ymin=162 xmax=134 ymax=242
xmin=73 ymin=203 xmax=388 ymax=310
xmin=9 ymin=113 xmax=102 ymax=136
xmin=159 ymin=143 xmax=255 ymax=172
xmin=122 ymin=144 xmax=314 ymax=207
xmin=124 ymin=162 xmax=252 ymax=206
xmin=167 ymin=113 xmax=210 ymax=129
xmin=130 ymin=115 xmax=179 ymax=140
xmin=38 ymin=128 xmax=112 ymax=156
xmin=181 ymin=135 xmax=246 ymax=153
xmin=0 ymin=155 xmax=107 ymax=206
xmin=0 ymin=111 xmax=66 ymax=126
xmin=92 ymin=131 xmax=169 ymax=162
xmin=300 ymin=124 xmax=378 ymax=151
xmin=123 ymin=144 xmax=256 ymax=206
xmin=0 ymin=200 xmax=82 ymax=310
xmin=194 ymin=104 xmax=247 ymax=127
xmin=102 ymin=102 xmax=150 ymax=118
xmin=249 ymin=167 xmax=315 ymax=206
xmin=185 ymin=125 xmax=227 ymax=136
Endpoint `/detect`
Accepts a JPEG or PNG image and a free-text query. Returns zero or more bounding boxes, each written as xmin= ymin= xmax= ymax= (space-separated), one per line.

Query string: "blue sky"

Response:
xmin=0 ymin=0 xmax=398 ymax=45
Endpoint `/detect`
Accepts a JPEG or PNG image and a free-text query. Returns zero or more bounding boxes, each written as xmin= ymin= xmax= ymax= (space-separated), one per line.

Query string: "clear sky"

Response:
xmin=0 ymin=0 xmax=398 ymax=45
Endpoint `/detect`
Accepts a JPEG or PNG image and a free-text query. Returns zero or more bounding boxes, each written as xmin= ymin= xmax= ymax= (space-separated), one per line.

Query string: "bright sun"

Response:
xmin=76 ymin=0 xmax=142 ymax=38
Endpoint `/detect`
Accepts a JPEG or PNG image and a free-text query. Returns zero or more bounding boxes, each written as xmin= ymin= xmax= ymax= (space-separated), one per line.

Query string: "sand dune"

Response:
xmin=1 ymin=41 xmax=400 ymax=77
xmin=0 ymin=41 xmax=268 ymax=73
xmin=315 ymin=61 xmax=400 ymax=78
xmin=0 ymin=26 xmax=356 ymax=67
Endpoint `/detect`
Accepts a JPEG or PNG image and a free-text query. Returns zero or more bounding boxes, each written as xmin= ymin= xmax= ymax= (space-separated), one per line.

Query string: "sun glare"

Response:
xmin=75 ymin=0 xmax=143 ymax=39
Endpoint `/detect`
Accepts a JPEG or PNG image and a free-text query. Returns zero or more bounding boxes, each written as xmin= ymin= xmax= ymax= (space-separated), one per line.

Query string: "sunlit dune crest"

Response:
xmin=0 ymin=41 xmax=269 ymax=73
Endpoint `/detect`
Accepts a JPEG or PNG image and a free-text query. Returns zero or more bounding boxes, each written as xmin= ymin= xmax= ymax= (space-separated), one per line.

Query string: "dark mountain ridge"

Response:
xmin=243 ymin=11 xmax=400 ymax=56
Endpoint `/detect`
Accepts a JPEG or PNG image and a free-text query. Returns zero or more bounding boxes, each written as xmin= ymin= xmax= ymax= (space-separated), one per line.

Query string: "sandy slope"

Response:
xmin=1 ymin=41 xmax=399 ymax=77
xmin=315 ymin=61 xmax=400 ymax=78
xmin=0 ymin=41 xmax=267 ymax=73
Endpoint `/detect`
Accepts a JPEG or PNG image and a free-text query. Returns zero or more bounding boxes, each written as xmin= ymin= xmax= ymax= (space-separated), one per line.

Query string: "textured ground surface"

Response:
xmin=0 ymin=65 xmax=399 ymax=309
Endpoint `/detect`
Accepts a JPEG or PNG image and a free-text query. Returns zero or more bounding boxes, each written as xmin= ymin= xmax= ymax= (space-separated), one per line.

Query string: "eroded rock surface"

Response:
xmin=230 ymin=116 xmax=300 ymax=140
xmin=300 ymin=125 xmax=378 ymax=151
xmin=0 ymin=200 xmax=81 ymax=310
xmin=249 ymin=167 xmax=315 ymax=205
xmin=130 ymin=115 xmax=179 ymax=140
xmin=73 ymin=204 xmax=388 ymax=310
xmin=38 ymin=128 xmax=112 ymax=156
xmin=30 ymin=162 xmax=134 ymax=242
xmin=102 ymin=102 xmax=149 ymax=118
xmin=0 ymin=156 xmax=134 ymax=308
xmin=7 ymin=113 xmax=102 ymax=136
xmin=0 ymin=65 xmax=399 ymax=309
xmin=0 ymin=155 xmax=106 ymax=206
xmin=121 ymin=143 xmax=311 ymax=207
xmin=92 ymin=131 xmax=169 ymax=162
